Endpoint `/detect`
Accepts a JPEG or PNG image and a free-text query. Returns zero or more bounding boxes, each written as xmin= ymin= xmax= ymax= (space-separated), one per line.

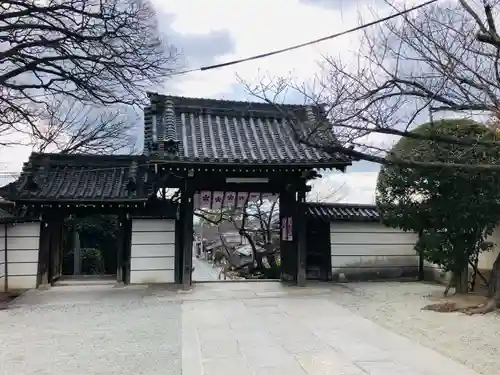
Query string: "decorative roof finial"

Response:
xmin=163 ymin=99 xmax=178 ymax=143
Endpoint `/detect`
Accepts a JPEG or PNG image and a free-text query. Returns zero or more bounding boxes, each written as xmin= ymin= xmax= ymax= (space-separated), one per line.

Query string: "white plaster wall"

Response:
xmin=419 ymin=225 xmax=500 ymax=284
xmin=476 ymin=225 xmax=500 ymax=271
xmin=130 ymin=219 xmax=176 ymax=284
xmin=6 ymin=222 xmax=40 ymax=290
xmin=0 ymin=224 xmax=5 ymax=292
xmin=330 ymin=222 xmax=419 ymax=278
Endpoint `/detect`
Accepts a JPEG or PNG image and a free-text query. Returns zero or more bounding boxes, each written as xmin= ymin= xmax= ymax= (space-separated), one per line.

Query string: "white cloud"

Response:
xmin=153 ymin=0 xmax=390 ymax=203
xmin=1 ymin=0 xmax=392 ymax=203
xmin=308 ymin=169 xmax=379 ymax=204
xmin=159 ymin=0 xmax=396 ymax=98
xmin=0 ymin=144 xmax=31 ymax=173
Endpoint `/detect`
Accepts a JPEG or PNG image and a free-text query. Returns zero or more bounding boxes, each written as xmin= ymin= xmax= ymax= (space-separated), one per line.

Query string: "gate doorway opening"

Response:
xmin=191 ymin=191 xmax=281 ymax=283
xmin=60 ymin=215 xmax=121 ymax=284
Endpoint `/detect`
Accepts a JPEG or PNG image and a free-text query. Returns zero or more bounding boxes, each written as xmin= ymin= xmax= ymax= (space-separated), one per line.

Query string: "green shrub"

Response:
xmin=81 ymin=248 xmax=105 ymax=275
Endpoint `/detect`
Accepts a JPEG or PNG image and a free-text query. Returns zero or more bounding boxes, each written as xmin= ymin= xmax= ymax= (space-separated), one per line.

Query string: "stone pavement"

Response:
xmin=0 ymin=282 xmax=482 ymax=375
xmin=192 ymin=257 xmax=220 ymax=281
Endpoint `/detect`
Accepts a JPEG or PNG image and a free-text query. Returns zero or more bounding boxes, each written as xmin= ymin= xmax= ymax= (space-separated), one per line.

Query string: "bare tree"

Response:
xmin=243 ymin=0 xmax=500 ymax=312
xmin=32 ymin=98 xmax=138 ymax=154
xmin=195 ymin=183 xmax=347 ymax=277
xmin=242 ymin=1 xmax=500 ymax=170
xmin=195 ymin=197 xmax=281 ymax=278
xmin=195 ymin=198 xmax=278 ymax=246
xmin=0 ymin=0 xmax=179 ymax=146
xmin=307 ymin=182 xmax=348 ymax=202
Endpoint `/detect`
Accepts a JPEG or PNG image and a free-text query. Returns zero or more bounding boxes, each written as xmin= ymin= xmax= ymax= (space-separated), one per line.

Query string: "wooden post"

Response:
xmin=122 ymin=217 xmax=132 ymax=285
xmin=175 ymin=207 xmax=184 ymax=284
xmin=37 ymin=219 xmax=51 ymax=289
xmin=296 ymin=186 xmax=307 ymax=287
xmin=73 ymin=223 xmax=81 ymax=276
xmin=279 ymin=186 xmax=298 ymax=283
xmin=181 ymin=184 xmax=194 ymax=290
xmin=4 ymin=223 xmax=8 ymax=293
xmin=51 ymin=219 xmax=64 ymax=284
xmin=116 ymin=216 xmax=124 ymax=283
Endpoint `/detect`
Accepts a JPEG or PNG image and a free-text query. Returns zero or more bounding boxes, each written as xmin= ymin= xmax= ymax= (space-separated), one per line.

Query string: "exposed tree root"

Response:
xmin=422 ymin=302 xmax=462 ymax=313
xmin=422 ymin=299 xmax=499 ymax=315
xmin=422 ymin=290 xmax=495 ymax=314
xmin=462 ymin=299 xmax=498 ymax=315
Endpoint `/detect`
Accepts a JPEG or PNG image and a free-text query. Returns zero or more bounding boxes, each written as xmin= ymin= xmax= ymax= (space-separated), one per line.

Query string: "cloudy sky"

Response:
xmin=0 ymin=0 xmax=406 ymax=203
xmin=155 ymin=0 xmax=392 ymax=204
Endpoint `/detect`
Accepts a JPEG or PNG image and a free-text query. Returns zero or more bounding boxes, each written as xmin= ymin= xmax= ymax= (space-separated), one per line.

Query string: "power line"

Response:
xmin=167 ymin=0 xmax=438 ymax=77
xmin=9 ymin=0 xmax=438 ymax=100
xmin=0 ymin=0 xmax=439 ymax=177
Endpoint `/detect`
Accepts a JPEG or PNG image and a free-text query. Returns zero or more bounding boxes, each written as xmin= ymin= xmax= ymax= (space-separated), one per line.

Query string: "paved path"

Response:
xmin=192 ymin=257 xmax=220 ymax=281
xmin=0 ymin=282 xmax=481 ymax=375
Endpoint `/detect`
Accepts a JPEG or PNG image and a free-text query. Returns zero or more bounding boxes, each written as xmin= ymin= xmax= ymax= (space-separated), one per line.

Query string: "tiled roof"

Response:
xmin=0 ymin=207 xmax=37 ymax=223
xmin=143 ymin=93 xmax=350 ymax=168
xmin=305 ymin=203 xmax=380 ymax=222
xmin=0 ymin=153 xmax=152 ymax=201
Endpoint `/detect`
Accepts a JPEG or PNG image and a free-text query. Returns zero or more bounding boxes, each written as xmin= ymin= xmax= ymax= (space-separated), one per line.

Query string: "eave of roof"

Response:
xmin=305 ymin=202 xmax=380 ymax=222
xmin=0 ymin=153 xmax=152 ymax=202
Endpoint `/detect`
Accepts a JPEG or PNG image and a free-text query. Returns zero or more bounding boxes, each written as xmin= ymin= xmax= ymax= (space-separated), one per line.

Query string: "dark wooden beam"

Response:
xmin=148 ymin=161 xmax=340 ymax=173
xmin=3 ymin=223 xmax=7 ymax=292
xmin=122 ymin=217 xmax=132 ymax=285
xmin=49 ymin=218 xmax=64 ymax=284
xmin=37 ymin=212 xmax=64 ymax=288
xmin=37 ymin=220 xmax=50 ymax=288
xmin=296 ymin=184 xmax=307 ymax=287
xmin=149 ymin=168 xmax=307 ymax=192
xmin=17 ymin=201 xmax=178 ymax=219
xmin=279 ymin=185 xmax=298 ymax=283
xmin=180 ymin=182 xmax=194 ymax=290
xmin=116 ymin=214 xmax=127 ymax=283
xmin=174 ymin=209 xmax=183 ymax=285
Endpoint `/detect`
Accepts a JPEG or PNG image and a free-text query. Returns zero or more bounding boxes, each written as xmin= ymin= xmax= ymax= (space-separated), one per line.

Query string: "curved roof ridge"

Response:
xmin=147 ymin=92 xmax=314 ymax=110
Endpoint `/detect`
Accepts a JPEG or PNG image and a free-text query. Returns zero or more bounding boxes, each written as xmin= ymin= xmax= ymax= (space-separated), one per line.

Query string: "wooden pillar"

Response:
xmin=4 ymin=223 xmax=8 ymax=293
xmin=50 ymin=218 xmax=64 ymax=284
xmin=122 ymin=217 xmax=132 ymax=285
xmin=37 ymin=216 xmax=53 ymax=288
xmin=279 ymin=186 xmax=298 ymax=283
xmin=296 ymin=185 xmax=307 ymax=287
xmin=180 ymin=184 xmax=194 ymax=290
xmin=73 ymin=223 xmax=81 ymax=276
xmin=116 ymin=215 xmax=125 ymax=283
xmin=174 ymin=207 xmax=184 ymax=284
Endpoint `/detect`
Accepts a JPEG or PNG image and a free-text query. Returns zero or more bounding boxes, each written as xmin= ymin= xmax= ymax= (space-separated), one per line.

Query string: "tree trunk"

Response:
xmin=243 ymin=232 xmax=263 ymax=271
xmin=455 ymin=264 xmax=469 ymax=294
xmin=488 ymin=252 xmax=500 ymax=298
xmin=468 ymin=256 xmax=480 ymax=292
xmin=465 ymin=252 xmax=500 ymax=314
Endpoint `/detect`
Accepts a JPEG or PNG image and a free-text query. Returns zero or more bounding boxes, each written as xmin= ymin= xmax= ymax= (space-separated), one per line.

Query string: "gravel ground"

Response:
xmin=330 ymin=281 xmax=500 ymax=375
xmin=0 ymin=286 xmax=182 ymax=375
xmin=0 ymin=281 xmax=495 ymax=375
